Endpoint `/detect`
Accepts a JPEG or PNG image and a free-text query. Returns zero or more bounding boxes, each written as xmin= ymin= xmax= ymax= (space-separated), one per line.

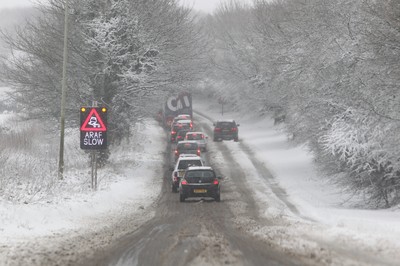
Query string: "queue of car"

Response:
xmin=167 ymin=113 xmax=220 ymax=202
xmin=166 ymin=113 xmax=240 ymax=202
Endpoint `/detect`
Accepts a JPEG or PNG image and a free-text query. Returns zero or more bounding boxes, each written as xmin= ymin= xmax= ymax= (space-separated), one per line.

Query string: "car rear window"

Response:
xmin=177 ymin=143 xmax=198 ymax=150
xmin=173 ymin=124 xmax=190 ymax=131
xmin=187 ymin=134 xmax=203 ymax=140
xmin=217 ymin=122 xmax=235 ymax=128
xmin=178 ymin=160 xmax=203 ymax=169
xmin=178 ymin=130 xmax=189 ymax=137
xmin=186 ymin=170 xmax=215 ymax=183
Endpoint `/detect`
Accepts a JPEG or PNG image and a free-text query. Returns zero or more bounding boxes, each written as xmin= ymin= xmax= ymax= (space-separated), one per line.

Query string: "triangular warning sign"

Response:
xmin=80 ymin=108 xmax=107 ymax=132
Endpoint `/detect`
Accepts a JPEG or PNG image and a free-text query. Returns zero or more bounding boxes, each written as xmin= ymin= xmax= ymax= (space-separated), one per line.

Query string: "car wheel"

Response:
xmin=215 ymin=194 xmax=220 ymax=202
xmin=172 ymin=185 xmax=178 ymax=193
xmin=234 ymin=137 xmax=239 ymax=142
xmin=180 ymin=194 xmax=185 ymax=202
xmin=213 ymin=137 xmax=217 ymax=142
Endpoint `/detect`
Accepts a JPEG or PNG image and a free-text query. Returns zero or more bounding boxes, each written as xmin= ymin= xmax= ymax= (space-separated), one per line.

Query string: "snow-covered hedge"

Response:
xmin=204 ymin=0 xmax=400 ymax=207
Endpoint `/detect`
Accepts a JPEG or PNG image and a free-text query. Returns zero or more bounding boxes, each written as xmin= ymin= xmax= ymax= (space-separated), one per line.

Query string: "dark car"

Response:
xmin=213 ymin=120 xmax=239 ymax=142
xmin=170 ymin=122 xmax=191 ymax=142
xmin=176 ymin=129 xmax=190 ymax=143
xmin=174 ymin=141 xmax=201 ymax=160
xmin=179 ymin=166 xmax=221 ymax=202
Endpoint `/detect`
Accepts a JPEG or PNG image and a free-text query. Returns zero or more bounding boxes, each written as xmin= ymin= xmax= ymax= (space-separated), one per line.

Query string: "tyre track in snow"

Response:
xmin=194 ymin=109 xmax=400 ymax=266
xmin=83 ymin=118 xmax=305 ymax=266
xmin=194 ymin=110 xmax=307 ymax=221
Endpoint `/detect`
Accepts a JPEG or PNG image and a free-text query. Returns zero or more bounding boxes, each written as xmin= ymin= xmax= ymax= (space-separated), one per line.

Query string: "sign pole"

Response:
xmin=94 ymin=152 xmax=98 ymax=190
xmin=91 ymin=152 xmax=94 ymax=189
xmin=58 ymin=0 xmax=69 ymax=180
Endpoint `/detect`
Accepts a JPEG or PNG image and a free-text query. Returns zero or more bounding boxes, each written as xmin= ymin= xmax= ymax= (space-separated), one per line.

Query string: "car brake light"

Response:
xmin=213 ymin=179 xmax=219 ymax=185
xmin=231 ymin=127 xmax=237 ymax=132
xmin=175 ymin=150 xmax=179 ymax=155
xmin=181 ymin=180 xmax=188 ymax=185
xmin=214 ymin=128 xmax=221 ymax=132
xmin=171 ymin=130 xmax=176 ymax=135
xmin=197 ymin=149 xmax=201 ymax=156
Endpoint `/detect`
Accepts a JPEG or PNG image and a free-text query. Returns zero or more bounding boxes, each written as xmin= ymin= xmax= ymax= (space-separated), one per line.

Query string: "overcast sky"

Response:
xmin=0 ymin=0 xmax=34 ymax=9
xmin=180 ymin=0 xmax=225 ymax=13
xmin=0 ymin=0 xmax=251 ymax=13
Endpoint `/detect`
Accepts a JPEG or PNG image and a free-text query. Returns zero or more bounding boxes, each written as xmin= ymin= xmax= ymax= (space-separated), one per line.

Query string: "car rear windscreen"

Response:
xmin=186 ymin=170 xmax=215 ymax=183
xmin=177 ymin=143 xmax=198 ymax=150
xmin=178 ymin=160 xmax=202 ymax=169
xmin=217 ymin=122 xmax=234 ymax=128
xmin=173 ymin=124 xmax=190 ymax=131
xmin=187 ymin=134 xmax=203 ymax=140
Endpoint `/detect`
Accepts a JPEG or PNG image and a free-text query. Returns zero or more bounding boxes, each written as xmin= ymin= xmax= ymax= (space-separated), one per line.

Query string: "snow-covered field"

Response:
xmin=0 ymin=85 xmax=166 ymax=264
xmin=1 ymin=87 xmax=400 ymax=264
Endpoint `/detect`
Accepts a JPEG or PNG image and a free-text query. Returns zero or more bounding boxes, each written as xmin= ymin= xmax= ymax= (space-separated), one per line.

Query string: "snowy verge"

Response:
xmin=0 ymin=119 xmax=165 ymax=265
xmin=194 ymin=95 xmax=400 ymax=264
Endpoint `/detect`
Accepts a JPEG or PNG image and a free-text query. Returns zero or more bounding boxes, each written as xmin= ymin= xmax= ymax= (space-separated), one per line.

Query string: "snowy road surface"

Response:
xmin=1 ymin=95 xmax=400 ymax=265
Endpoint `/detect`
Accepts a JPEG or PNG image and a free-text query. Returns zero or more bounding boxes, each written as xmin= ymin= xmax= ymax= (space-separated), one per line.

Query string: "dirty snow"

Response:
xmin=1 ymin=88 xmax=400 ymax=265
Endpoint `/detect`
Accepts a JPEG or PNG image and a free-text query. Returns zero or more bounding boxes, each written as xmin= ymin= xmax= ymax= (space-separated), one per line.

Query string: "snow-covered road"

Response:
xmin=1 ymin=94 xmax=400 ymax=265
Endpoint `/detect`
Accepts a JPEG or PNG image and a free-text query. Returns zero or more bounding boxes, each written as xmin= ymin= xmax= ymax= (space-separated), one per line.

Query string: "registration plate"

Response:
xmin=194 ymin=189 xmax=207 ymax=193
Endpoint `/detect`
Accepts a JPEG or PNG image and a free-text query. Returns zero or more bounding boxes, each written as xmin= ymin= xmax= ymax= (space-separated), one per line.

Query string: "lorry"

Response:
xmin=162 ymin=91 xmax=192 ymax=128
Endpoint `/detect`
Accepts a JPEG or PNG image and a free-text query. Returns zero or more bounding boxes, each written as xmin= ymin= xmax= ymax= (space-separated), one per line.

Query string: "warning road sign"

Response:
xmin=80 ymin=107 xmax=108 ymax=150
xmin=81 ymin=108 xmax=107 ymax=131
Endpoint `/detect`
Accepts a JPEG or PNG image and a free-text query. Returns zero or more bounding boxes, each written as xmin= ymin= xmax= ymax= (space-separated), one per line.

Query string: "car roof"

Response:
xmin=177 ymin=140 xmax=198 ymax=144
xmin=176 ymin=119 xmax=192 ymax=123
xmin=216 ymin=119 xmax=236 ymax=123
xmin=186 ymin=166 xmax=213 ymax=171
xmin=178 ymin=154 xmax=202 ymax=159
xmin=186 ymin=131 xmax=205 ymax=135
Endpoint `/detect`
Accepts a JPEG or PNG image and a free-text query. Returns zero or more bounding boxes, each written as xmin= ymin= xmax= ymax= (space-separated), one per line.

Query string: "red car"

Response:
xmin=213 ymin=120 xmax=239 ymax=142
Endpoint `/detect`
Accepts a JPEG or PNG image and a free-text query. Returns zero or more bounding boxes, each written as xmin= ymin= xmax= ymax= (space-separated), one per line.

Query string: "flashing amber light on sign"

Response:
xmin=81 ymin=107 xmax=86 ymax=112
xmin=102 ymin=107 xmax=107 ymax=113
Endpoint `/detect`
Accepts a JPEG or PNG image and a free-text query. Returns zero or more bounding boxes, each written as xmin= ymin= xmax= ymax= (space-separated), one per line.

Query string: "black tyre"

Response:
xmin=215 ymin=194 xmax=220 ymax=202
xmin=172 ymin=185 xmax=178 ymax=193
xmin=180 ymin=194 xmax=185 ymax=202
xmin=234 ymin=137 xmax=239 ymax=142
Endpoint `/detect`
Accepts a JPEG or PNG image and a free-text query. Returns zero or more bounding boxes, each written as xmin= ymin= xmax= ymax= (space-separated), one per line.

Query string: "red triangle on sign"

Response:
xmin=80 ymin=108 xmax=107 ymax=132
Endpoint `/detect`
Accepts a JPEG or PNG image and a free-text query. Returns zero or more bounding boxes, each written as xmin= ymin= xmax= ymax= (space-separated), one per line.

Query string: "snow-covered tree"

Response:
xmin=0 ymin=0 xmax=207 ymax=144
xmin=204 ymin=0 xmax=400 ymax=207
